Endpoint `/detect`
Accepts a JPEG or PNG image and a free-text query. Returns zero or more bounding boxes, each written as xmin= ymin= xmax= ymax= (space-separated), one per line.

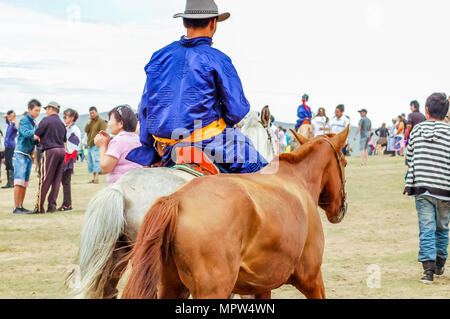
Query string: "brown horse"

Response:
xmin=121 ymin=126 xmax=350 ymax=299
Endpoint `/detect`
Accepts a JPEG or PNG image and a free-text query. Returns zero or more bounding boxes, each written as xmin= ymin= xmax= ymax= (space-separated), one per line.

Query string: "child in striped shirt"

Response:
xmin=404 ymin=93 xmax=450 ymax=283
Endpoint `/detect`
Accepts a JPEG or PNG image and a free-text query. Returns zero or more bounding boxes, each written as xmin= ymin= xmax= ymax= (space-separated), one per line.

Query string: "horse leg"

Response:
xmin=158 ymin=255 xmax=190 ymax=299
xmin=291 ymin=269 xmax=326 ymax=299
xmin=255 ymin=291 xmax=272 ymax=299
xmin=182 ymin=266 xmax=237 ymax=299
xmin=103 ymin=238 xmax=131 ymax=299
xmin=290 ymin=216 xmax=326 ymax=299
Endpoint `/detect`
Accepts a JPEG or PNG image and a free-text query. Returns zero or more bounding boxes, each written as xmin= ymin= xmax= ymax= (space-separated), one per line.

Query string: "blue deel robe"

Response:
xmin=295 ymin=103 xmax=313 ymax=131
xmin=126 ymin=36 xmax=268 ymax=173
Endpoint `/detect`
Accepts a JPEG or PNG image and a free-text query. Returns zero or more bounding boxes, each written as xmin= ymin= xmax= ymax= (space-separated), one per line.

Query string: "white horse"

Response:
xmin=67 ymin=109 xmax=278 ymax=299
xmin=239 ymin=110 xmax=278 ymax=161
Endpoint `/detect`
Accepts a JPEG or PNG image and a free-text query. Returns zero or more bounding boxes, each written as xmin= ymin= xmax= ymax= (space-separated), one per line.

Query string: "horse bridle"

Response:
xmin=317 ymin=137 xmax=348 ymax=222
xmin=261 ymin=123 xmax=277 ymax=157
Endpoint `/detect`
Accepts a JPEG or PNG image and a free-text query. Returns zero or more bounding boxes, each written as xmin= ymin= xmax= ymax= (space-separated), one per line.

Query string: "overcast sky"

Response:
xmin=0 ymin=0 xmax=449 ymax=127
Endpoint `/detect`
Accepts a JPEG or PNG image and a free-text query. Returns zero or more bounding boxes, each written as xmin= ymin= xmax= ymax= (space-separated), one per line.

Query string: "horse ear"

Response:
xmin=290 ymin=129 xmax=309 ymax=145
xmin=331 ymin=125 xmax=350 ymax=149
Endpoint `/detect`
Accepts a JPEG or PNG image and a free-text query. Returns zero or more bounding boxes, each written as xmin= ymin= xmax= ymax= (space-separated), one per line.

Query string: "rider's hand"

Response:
xmin=151 ymin=161 xmax=164 ymax=168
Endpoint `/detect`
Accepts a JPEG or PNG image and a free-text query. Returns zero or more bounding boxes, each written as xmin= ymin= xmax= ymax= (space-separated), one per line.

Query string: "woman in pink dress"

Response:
xmin=94 ymin=105 xmax=142 ymax=185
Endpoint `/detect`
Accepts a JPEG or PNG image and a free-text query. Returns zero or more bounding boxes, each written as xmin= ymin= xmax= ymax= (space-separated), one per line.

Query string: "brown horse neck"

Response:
xmin=273 ymin=141 xmax=333 ymax=202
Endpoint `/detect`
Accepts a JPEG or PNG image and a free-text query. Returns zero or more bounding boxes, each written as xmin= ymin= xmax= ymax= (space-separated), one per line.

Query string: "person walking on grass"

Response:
xmin=2 ymin=111 xmax=18 ymax=189
xmin=375 ymin=123 xmax=389 ymax=156
xmin=33 ymin=102 xmax=67 ymax=214
xmin=94 ymin=105 xmax=142 ymax=186
xmin=58 ymin=108 xmax=81 ymax=212
xmin=84 ymin=106 xmax=107 ymax=184
xmin=404 ymin=92 xmax=450 ymax=284
xmin=12 ymin=100 xmax=41 ymax=215
xmin=353 ymin=108 xmax=372 ymax=166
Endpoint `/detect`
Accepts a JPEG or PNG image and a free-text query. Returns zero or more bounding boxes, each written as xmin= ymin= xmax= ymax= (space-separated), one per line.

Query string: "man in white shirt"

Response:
xmin=330 ymin=104 xmax=350 ymax=154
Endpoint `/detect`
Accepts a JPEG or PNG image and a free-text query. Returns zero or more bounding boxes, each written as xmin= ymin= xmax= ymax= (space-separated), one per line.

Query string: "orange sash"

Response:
xmin=153 ymin=118 xmax=227 ymax=147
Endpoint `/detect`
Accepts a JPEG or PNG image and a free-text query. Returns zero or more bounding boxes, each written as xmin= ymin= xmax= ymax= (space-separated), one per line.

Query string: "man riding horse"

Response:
xmin=127 ymin=0 xmax=267 ymax=175
xmin=296 ymin=94 xmax=314 ymax=139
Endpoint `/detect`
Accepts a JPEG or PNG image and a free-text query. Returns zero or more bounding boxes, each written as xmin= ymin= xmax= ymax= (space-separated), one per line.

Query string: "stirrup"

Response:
xmin=173 ymin=146 xmax=220 ymax=176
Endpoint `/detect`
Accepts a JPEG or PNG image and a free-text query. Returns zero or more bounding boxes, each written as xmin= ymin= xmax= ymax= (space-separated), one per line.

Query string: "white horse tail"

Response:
xmin=66 ymin=186 xmax=125 ymax=299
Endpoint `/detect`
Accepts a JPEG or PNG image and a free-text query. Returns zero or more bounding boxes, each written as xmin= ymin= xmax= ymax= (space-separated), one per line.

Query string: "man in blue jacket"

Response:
xmin=13 ymin=99 xmax=41 ymax=215
xmin=127 ymin=0 xmax=267 ymax=174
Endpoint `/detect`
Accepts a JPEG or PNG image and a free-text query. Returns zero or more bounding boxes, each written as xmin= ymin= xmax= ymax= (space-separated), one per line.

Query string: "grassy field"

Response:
xmin=0 ymin=156 xmax=449 ymax=299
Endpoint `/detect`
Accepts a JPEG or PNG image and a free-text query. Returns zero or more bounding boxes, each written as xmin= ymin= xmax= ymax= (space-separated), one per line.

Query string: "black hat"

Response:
xmin=358 ymin=109 xmax=368 ymax=114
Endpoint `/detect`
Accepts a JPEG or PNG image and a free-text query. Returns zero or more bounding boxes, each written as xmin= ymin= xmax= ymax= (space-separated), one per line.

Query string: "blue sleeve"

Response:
xmin=19 ymin=119 xmax=36 ymax=138
xmin=125 ymin=78 xmax=161 ymax=166
xmin=214 ymin=55 xmax=250 ymax=126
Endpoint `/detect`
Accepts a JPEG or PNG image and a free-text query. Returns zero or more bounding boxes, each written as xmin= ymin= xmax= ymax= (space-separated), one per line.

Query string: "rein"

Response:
xmin=316 ymin=137 xmax=347 ymax=221
xmin=259 ymin=121 xmax=277 ymax=157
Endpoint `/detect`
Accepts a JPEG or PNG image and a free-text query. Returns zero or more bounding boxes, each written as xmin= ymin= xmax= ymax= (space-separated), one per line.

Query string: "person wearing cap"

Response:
xmin=126 ymin=0 xmax=267 ymax=173
xmin=32 ymin=101 xmax=67 ymax=214
xmin=353 ymin=109 xmax=372 ymax=165
xmin=295 ymin=94 xmax=314 ymax=139
xmin=12 ymin=99 xmax=41 ymax=215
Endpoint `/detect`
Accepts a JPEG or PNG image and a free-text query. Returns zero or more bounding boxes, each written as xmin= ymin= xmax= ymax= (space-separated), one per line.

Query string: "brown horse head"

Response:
xmin=290 ymin=126 xmax=350 ymax=224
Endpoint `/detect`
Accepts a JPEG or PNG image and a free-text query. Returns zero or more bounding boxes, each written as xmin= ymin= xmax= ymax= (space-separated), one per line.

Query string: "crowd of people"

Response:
xmin=0 ymin=100 xmax=143 ymax=215
xmin=271 ymin=100 xmax=351 ymax=157
xmin=289 ymin=94 xmax=450 ymax=168
xmin=291 ymin=92 xmax=450 ymax=283
xmin=0 ymin=0 xmax=449 ymax=287
xmin=1 ymin=94 xmax=448 ymax=216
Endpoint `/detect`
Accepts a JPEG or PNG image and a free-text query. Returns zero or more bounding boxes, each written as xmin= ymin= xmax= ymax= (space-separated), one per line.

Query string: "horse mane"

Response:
xmin=279 ymin=136 xmax=331 ymax=164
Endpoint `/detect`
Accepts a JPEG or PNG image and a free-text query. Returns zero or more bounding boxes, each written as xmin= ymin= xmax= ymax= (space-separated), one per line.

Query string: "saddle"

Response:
xmin=155 ymin=142 xmax=220 ymax=177
xmin=173 ymin=146 xmax=220 ymax=177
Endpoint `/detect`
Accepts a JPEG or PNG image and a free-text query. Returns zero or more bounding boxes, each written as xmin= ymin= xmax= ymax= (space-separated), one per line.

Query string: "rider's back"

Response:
xmin=142 ymin=37 xmax=249 ymax=139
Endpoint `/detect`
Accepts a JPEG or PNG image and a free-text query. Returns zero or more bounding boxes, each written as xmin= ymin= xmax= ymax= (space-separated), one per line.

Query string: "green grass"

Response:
xmin=0 ymin=158 xmax=449 ymax=299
